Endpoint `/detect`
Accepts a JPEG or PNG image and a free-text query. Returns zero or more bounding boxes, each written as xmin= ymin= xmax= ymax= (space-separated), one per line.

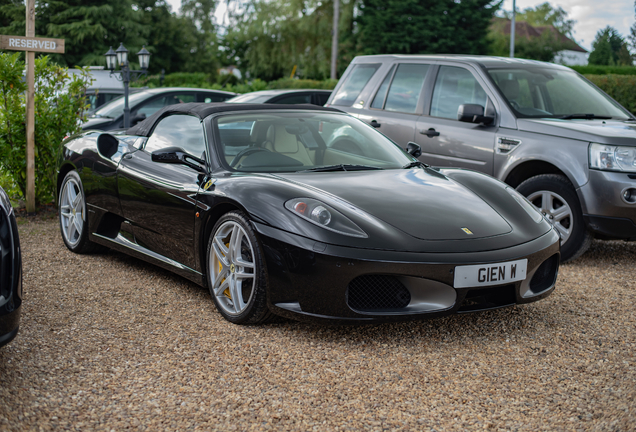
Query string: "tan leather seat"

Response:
xmin=263 ymin=124 xmax=314 ymax=166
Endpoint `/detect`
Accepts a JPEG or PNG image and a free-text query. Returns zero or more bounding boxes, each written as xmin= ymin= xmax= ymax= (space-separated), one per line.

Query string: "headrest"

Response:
xmin=499 ymin=80 xmax=520 ymax=100
xmin=266 ymin=124 xmax=299 ymax=153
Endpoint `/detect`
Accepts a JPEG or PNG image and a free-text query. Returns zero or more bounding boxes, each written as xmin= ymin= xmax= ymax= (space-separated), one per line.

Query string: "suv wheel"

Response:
xmin=517 ymin=174 xmax=592 ymax=262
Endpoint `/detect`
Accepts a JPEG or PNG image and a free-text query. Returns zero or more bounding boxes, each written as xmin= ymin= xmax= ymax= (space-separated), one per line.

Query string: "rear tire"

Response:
xmin=517 ymin=174 xmax=592 ymax=262
xmin=58 ymin=171 xmax=107 ymax=254
xmin=206 ymin=211 xmax=273 ymax=325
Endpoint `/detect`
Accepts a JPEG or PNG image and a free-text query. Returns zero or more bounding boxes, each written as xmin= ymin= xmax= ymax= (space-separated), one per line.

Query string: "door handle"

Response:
xmin=370 ymin=120 xmax=381 ymax=128
xmin=420 ymin=128 xmax=440 ymax=138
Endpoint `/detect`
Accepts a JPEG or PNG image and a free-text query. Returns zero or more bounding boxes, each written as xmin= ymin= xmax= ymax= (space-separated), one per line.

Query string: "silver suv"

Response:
xmin=326 ymin=55 xmax=636 ymax=262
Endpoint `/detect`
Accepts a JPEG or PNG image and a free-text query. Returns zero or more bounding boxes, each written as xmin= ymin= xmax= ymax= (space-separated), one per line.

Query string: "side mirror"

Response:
xmin=405 ymin=142 xmax=422 ymax=158
xmin=457 ymin=104 xmax=494 ymax=125
xmin=151 ymin=146 xmax=206 ymax=173
xmin=131 ymin=113 xmax=147 ymax=125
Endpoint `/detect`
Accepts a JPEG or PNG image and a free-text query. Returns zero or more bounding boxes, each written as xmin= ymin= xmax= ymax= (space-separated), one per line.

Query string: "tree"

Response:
xmin=589 ymin=26 xmax=632 ymax=66
xmin=223 ymin=0 xmax=349 ymax=81
xmin=180 ymin=0 xmax=221 ymax=74
xmin=356 ymin=0 xmax=498 ymax=56
xmin=507 ymin=2 xmax=575 ymax=37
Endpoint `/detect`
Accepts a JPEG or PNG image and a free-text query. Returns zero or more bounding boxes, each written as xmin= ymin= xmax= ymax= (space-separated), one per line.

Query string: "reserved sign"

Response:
xmin=1 ymin=35 xmax=65 ymax=53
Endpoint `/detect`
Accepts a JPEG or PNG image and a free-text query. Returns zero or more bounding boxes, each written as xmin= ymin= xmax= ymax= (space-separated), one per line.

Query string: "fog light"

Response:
xmin=622 ymin=188 xmax=636 ymax=204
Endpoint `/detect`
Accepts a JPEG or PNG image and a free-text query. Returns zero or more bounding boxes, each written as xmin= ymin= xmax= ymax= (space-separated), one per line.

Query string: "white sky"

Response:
xmin=165 ymin=0 xmax=635 ymax=51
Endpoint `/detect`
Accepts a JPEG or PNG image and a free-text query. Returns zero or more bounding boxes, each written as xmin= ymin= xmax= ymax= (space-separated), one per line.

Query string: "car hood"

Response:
xmin=275 ymin=169 xmax=512 ymax=241
xmin=517 ymin=118 xmax=636 ymax=146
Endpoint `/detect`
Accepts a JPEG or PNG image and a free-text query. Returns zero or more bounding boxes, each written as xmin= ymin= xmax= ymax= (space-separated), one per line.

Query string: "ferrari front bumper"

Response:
xmin=254 ymin=222 xmax=561 ymax=324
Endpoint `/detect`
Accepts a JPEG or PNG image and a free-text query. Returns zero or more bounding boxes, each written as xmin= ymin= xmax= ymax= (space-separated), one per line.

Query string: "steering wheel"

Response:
xmin=230 ymin=147 xmax=270 ymax=167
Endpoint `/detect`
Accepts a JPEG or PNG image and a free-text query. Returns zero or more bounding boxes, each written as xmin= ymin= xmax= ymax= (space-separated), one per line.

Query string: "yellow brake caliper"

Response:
xmin=222 ymin=242 xmax=231 ymax=299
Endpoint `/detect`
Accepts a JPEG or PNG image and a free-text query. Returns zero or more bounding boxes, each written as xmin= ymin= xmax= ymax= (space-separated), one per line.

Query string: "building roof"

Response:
xmin=491 ymin=17 xmax=587 ymax=53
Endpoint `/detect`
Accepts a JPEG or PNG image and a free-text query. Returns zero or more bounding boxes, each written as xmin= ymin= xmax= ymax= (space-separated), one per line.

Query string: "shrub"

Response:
xmin=266 ymin=78 xmax=338 ymax=90
xmin=0 ymin=53 xmax=90 ymax=206
xmin=571 ymin=65 xmax=636 ymax=76
xmin=584 ymin=74 xmax=636 ymax=115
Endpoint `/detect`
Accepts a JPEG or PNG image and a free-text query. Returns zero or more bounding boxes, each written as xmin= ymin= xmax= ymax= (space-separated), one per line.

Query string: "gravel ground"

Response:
xmin=0 ymin=217 xmax=634 ymax=431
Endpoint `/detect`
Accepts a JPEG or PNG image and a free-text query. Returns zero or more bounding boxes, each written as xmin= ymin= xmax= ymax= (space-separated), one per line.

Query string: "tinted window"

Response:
xmin=371 ymin=65 xmax=396 ymax=109
xmin=271 ymin=94 xmax=312 ymax=104
xmin=384 ymin=64 xmax=430 ymax=113
xmin=201 ymin=93 xmax=233 ymax=103
xmin=136 ymin=93 xmax=196 ymax=117
xmin=331 ymin=63 xmax=380 ymax=106
xmin=145 ymin=115 xmax=205 ymax=157
xmin=315 ymin=92 xmax=331 ymax=106
xmin=431 ymin=66 xmax=488 ymax=119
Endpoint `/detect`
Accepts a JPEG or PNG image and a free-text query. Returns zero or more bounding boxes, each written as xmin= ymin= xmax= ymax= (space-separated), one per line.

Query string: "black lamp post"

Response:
xmin=104 ymin=43 xmax=150 ymax=128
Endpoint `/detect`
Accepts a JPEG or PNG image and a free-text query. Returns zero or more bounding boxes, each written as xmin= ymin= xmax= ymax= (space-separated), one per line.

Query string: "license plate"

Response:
xmin=453 ymin=259 xmax=528 ymax=288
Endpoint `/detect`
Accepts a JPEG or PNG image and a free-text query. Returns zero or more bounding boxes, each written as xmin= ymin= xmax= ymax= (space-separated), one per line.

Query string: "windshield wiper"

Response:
xmin=402 ymin=161 xmax=429 ymax=169
xmin=558 ymin=113 xmax=613 ymax=120
xmin=299 ymin=164 xmax=383 ymax=172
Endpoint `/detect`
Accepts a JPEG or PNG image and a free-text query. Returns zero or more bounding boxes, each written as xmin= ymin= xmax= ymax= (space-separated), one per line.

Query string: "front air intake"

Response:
xmin=347 ymin=275 xmax=411 ymax=312
xmin=529 ymin=254 xmax=559 ymax=294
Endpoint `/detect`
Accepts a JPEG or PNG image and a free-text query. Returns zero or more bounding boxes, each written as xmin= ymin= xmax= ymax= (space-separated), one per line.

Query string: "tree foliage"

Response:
xmin=502 ymin=2 xmax=575 ymax=37
xmin=0 ymin=53 xmax=91 ymax=204
xmin=589 ymin=26 xmax=633 ymax=66
xmin=356 ymin=0 xmax=498 ymax=56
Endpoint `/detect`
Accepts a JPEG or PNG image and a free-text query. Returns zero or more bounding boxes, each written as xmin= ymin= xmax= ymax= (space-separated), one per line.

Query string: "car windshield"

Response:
xmin=487 ymin=67 xmax=630 ymax=120
xmin=92 ymin=91 xmax=152 ymax=118
xmin=225 ymin=93 xmax=274 ymax=104
xmin=215 ymin=112 xmax=412 ymax=172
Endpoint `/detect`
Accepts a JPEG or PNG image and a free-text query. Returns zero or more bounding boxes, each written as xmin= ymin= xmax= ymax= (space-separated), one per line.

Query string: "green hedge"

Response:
xmin=585 ymin=74 xmax=636 ymax=115
xmin=571 ymin=65 xmax=636 ymax=76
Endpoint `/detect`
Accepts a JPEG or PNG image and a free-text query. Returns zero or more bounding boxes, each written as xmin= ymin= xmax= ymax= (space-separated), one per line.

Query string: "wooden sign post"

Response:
xmin=0 ymin=0 xmax=64 ymax=213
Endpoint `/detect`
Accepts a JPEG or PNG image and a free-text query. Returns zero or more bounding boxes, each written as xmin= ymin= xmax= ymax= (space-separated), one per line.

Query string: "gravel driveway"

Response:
xmin=0 ymin=217 xmax=634 ymax=431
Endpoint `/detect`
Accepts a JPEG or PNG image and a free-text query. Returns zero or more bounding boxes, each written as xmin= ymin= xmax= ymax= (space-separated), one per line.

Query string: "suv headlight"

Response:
xmin=589 ymin=143 xmax=636 ymax=173
xmin=285 ymin=198 xmax=368 ymax=238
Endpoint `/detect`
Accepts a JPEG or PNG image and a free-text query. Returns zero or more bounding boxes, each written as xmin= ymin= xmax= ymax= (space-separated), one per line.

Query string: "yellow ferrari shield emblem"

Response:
xmin=203 ymin=178 xmax=216 ymax=190
xmin=461 ymin=227 xmax=474 ymax=235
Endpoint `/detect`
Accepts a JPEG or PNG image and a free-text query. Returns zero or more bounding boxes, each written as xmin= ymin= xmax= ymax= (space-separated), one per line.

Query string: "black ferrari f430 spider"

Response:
xmin=57 ymin=103 xmax=560 ymax=324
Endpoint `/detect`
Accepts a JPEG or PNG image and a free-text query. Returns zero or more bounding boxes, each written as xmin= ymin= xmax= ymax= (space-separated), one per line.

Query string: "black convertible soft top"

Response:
xmin=126 ymin=102 xmax=343 ymax=137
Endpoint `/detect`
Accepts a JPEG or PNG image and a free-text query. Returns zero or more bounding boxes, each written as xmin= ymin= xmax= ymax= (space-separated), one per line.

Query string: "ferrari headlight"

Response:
xmin=506 ymin=187 xmax=543 ymax=223
xmin=589 ymin=143 xmax=636 ymax=172
xmin=285 ymin=198 xmax=368 ymax=238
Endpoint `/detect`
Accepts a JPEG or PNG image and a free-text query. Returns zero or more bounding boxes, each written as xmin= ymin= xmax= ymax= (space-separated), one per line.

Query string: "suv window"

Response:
xmin=430 ymin=66 xmax=488 ymax=119
xmin=136 ymin=93 xmax=197 ymax=117
xmin=145 ymin=115 xmax=205 ymax=157
xmin=380 ymin=64 xmax=430 ymax=113
xmin=331 ymin=63 xmax=380 ymax=106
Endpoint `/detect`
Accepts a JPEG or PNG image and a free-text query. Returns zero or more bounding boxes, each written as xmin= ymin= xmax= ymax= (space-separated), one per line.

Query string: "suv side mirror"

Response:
xmin=457 ymin=104 xmax=494 ymax=125
xmin=405 ymin=142 xmax=422 ymax=158
xmin=151 ymin=146 xmax=206 ymax=173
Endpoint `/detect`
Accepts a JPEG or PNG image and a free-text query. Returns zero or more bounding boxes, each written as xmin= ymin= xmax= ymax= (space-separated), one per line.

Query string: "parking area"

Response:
xmin=0 ymin=217 xmax=634 ymax=431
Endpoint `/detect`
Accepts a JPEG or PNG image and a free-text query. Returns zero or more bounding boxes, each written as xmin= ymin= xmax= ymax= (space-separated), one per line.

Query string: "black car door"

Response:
xmin=117 ymin=114 xmax=206 ymax=270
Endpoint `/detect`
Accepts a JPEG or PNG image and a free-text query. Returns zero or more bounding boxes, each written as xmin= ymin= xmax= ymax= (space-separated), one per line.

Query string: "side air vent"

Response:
xmin=529 ymin=254 xmax=559 ymax=294
xmin=347 ymin=275 xmax=411 ymax=312
xmin=496 ymin=137 xmax=521 ymax=154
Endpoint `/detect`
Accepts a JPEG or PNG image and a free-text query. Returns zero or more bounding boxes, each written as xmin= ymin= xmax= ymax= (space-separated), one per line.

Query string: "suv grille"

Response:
xmin=347 ymin=275 xmax=411 ymax=312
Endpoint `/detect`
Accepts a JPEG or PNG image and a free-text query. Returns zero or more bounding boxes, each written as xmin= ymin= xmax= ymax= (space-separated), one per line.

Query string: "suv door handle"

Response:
xmin=420 ymin=128 xmax=440 ymax=138
xmin=370 ymin=120 xmax=381 ymax=128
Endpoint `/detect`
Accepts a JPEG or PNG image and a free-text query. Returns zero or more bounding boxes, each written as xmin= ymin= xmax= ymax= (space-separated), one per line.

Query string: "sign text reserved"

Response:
xmin=1 ymin=36 xmax=65 ymax=53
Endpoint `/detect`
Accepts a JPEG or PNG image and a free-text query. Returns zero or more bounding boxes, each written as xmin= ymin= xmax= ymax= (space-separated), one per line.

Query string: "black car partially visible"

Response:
xmin=0 ymin=187 xmax=21 ymax=347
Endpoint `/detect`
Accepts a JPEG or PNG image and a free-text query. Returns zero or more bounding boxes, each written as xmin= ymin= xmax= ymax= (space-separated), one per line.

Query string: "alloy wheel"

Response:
xmin=209 ymin=221 xmax=256 ymax=316
xmin=527 ymin=190 xmax=573 ymax=244
xmin=60 ymin=177 xmax=85 ymax=247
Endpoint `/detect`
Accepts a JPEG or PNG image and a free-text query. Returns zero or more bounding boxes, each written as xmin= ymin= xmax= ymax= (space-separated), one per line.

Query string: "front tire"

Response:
xmin=206 ymin=211 xmax=273 ymax=325
xmin=517 ymin=174 xmax=592 ymax=262
xmin=59 ymin=171 xmax=105 ymax=254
